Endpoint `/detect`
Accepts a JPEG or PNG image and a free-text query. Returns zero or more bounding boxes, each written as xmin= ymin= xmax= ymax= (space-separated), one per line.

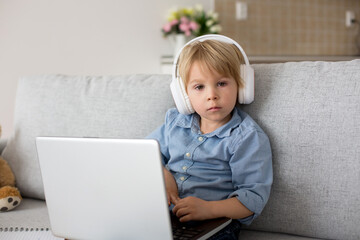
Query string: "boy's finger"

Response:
xmin=170 ymin=194 xmax=180 ymax=205
xmin=167 ymin=193 xmax=173 ymax=206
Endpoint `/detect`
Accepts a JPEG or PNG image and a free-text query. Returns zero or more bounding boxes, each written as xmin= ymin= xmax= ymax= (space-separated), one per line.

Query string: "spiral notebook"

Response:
xmin=36 ymin=137 xmax=231 ymax=240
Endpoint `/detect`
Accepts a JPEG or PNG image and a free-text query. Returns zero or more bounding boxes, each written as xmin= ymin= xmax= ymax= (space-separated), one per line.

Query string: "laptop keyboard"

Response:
xmin=172 ymin=222 xmax=202 ymax=240
xmin=170 ymin=211 xmax=231 ymax=240
xmin=170 ymin=212 xmax=205 ymax=240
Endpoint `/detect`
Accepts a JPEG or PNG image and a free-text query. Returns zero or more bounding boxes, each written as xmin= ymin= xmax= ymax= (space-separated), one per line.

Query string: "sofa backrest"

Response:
xmin=0 ymin=140 xmax=6 ymax=155
xmin=241 ymin=60 xmax=360 ymax=240
xmin=2 ymin=60 xmax=360 ymax=239
xmin=3 ymin=74 xmax=175 ymax=200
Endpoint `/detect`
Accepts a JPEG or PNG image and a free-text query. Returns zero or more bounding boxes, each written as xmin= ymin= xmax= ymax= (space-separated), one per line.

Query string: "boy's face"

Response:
xmin=186 ymin=61 xmax=238 ymax=133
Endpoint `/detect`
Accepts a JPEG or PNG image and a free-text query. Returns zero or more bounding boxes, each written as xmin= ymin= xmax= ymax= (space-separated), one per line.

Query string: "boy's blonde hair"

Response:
xmin=178 ymin=40 xmax=245 ymax=90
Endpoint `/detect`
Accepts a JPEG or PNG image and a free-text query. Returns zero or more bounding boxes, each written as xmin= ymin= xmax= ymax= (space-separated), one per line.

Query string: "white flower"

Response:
xmin=212 ymin=12 xmax=219 ymax=21
xmin=206 ymin=19 xmax=214 ymax=27
xmin=207 ymin=11 xmax=219 ymax=21
xmin=210 ymin=24 xmax=222 ymax=33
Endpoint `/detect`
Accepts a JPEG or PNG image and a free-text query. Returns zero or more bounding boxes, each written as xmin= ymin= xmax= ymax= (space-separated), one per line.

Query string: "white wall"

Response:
xmin=0 ymin=0 xmax=212 ymax=138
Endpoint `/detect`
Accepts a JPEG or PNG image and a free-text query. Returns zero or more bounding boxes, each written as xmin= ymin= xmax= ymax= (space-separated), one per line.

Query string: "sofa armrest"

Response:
xmin=0 ymin=139 xmax=7 ymax=155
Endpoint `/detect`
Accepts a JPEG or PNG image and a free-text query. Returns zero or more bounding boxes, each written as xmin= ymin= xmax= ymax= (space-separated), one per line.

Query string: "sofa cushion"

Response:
xmin=241 ymin=60 xmax=360 ymax=240
xmin=240 ymin=230 xmax=322 ymax=240
xmin=0 ymin=198 xmax=50 ymax=230
xmin=2 ymin=74 xmax=174 ymax=200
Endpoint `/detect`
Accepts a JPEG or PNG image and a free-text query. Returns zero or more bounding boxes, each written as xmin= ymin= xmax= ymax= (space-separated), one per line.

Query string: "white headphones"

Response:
xmin=170 ymin=34 xmax=255 ymax=115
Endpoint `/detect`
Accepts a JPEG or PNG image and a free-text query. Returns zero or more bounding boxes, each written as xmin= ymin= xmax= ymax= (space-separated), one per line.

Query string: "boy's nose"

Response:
xmin=207 ymin=95 xmax=218 ymax=100
xmin=207 ymin=88 xmax=218 ymax=101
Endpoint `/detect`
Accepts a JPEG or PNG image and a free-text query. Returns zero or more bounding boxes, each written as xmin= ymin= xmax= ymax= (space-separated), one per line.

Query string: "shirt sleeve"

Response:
xmin=228 ymin=127 xmax=273 ymax=225
xmin=145 ymin=108 xmax=178 ymax=165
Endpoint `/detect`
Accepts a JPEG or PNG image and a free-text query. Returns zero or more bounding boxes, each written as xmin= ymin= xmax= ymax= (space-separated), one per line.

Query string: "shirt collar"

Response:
xmin=174 ymin=108 xmax=242 ymax=138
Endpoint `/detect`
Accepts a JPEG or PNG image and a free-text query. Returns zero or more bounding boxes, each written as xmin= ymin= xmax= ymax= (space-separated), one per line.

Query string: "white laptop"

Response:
xmin=36 ymin=137 xmax=231 ymax=240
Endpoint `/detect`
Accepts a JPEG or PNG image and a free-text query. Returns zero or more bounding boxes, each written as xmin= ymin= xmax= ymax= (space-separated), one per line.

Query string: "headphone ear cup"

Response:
xmin=238 ymin=64 xmax=255 ymax=104
xmin=170 ymin=76 xmax=195 ymax=115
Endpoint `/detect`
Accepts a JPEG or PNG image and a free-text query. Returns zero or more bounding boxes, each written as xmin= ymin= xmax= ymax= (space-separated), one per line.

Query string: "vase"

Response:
xmin=171 ymin=34 xmax=188 ymax=57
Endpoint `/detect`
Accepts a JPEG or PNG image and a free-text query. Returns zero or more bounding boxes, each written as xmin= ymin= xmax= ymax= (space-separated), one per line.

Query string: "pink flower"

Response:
xmin=179 ymin=23 xmax=190 ymax=32
xmin=180 ymin=16 xmax=189 ymax=23
xmin=189 ymin=21 xmax=199 ymax=31
xmin=170 ymin=19 xmax=179 ymax=26
xmin=185 ymin=30 xmax=191 ymax=36
xmin=162 ymin=23 xmax=172 ymax=32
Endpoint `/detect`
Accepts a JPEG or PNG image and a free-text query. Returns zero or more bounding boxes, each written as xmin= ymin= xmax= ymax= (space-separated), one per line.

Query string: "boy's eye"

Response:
xmin=194 ymin=85 xmax=204 ymax=90
xmin=218 ymin=81 xmax=227 ymax=87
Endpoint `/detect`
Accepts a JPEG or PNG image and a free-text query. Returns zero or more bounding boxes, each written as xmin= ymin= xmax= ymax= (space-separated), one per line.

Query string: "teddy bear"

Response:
xmin=0 ymin=125 xmax=22 ymax=212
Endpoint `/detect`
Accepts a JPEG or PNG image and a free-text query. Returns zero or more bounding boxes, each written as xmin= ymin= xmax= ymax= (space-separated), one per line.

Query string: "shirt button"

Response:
xmin=180 ymin=177 xmax=185 ymax=181
xmin=198 ymin=136 xmax=204 ymax=141
xmin=185 ymin=152 xmax=191 ymax=157
xmin=182 ymin=166 xmax=187 ymax=171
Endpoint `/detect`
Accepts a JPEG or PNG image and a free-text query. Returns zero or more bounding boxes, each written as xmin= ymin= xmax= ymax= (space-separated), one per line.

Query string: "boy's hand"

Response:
xmin=163 ymin=167 xmax=180 ymax=206
xmin=174 ymin=197 xmax=254 ymax=222
xmin=172 ymin=196 xmax=213 ymax=222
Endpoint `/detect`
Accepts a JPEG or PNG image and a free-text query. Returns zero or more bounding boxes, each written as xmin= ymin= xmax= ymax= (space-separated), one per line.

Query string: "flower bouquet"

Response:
xmin=161 ymin=5 xmax=222 ymax=38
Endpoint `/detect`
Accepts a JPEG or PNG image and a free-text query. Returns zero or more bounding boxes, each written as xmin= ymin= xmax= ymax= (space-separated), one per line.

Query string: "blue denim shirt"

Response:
xmin=146 ymin=107 xmax=273 ymax=225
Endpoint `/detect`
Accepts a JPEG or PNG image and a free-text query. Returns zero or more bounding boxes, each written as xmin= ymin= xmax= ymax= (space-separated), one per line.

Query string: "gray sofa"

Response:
xmin=0 ymin=60 xmax=359 ymax=240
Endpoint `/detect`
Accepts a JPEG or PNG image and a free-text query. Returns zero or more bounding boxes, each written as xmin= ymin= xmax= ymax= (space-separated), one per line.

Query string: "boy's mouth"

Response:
xmin=207 ymin=106 xmax=221 ymax=111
